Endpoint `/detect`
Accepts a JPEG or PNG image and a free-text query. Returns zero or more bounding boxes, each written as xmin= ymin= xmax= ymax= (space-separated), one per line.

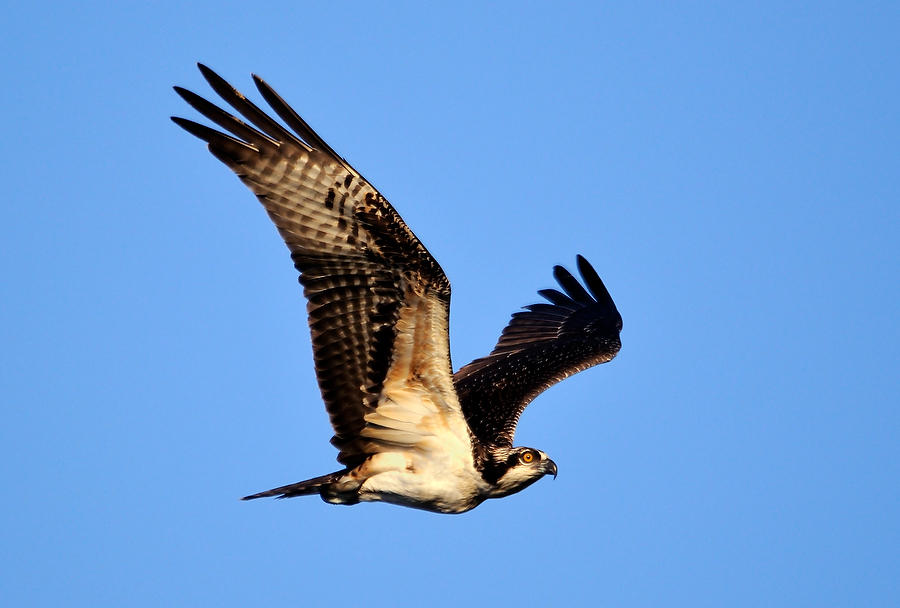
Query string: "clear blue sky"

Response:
xmin=2 ymin=2 xmax=897 ymax=606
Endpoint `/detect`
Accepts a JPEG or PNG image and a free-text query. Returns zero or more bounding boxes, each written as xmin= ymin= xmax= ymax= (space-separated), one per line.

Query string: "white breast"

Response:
xmin=349 ymin=387 xmax=489 ymax=513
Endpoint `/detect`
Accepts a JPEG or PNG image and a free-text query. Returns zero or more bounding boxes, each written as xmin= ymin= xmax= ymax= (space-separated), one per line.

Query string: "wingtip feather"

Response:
xmin=576 ymin=255 xmax=615 ymax=308
xmin=196 ymin=62 xmax=221 ymax=84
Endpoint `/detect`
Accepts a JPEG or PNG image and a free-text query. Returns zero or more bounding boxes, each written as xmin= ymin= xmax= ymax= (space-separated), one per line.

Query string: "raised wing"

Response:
xmin=454 ymin=256 xmax=622 ymax=447
xmin=173 ymin=64 xmax=460 ymax=466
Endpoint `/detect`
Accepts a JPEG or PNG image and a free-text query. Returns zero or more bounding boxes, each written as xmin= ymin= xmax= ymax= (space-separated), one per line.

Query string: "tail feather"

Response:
xmin=241 ymin=471 xmax=344 ymax=501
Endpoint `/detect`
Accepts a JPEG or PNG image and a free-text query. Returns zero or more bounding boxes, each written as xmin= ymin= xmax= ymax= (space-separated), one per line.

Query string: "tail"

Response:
xmin=241 ymin=471 xmax=345 ymax=501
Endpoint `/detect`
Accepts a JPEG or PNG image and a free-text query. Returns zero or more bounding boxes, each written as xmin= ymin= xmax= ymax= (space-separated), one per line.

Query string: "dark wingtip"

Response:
xmin=172 ymin=85 xmax=201 ymax=104
xmin=196 ymin=63 xmax=238 ymax=99
xmin=241 ymin=491 xmax=275 ymax=501
xmin=538 ymin=288 xmax=575 ymax=307
xmin=195 ymin=63 xmax=220 ymax=87
xmin=170 ymin=115 xmax=199 ymax=133
xmin=170 ymin=115 xmax=215 ymax=143
xmin=172 ymin=86 xmax=209 ymax=113
xmin=196 ymin=62 xmax=215 ymax=79
xmin=553 ymin=261 xmax=594 ymax=305
xmin=575 ymin=254 xmax=596 ymax=282
xmin=575 ymin=255 xmax=617 ymax=311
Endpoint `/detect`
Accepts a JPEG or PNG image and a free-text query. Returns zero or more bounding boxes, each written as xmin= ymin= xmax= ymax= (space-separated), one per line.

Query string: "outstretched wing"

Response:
xmin=173 ymin=65 xmax=464 ymax=467
xmin=454 ymin=256 xmax=622 ymax=447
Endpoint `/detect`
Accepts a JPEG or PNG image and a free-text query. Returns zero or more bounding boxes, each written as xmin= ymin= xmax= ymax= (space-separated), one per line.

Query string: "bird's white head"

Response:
xmin=486 ymin=447 xmax=558 ymax=499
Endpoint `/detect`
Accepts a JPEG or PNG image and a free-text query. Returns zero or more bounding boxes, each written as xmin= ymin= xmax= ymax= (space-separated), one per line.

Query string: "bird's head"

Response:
xmin=485 ymin=447 xmax=558 ymax=498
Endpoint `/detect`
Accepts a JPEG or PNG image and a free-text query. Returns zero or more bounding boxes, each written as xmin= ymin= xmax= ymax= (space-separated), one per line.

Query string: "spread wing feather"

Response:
xmin=172 ymin=64 xmax=455 ymax=466
xmin=454 ymin=256 xmax=622 ymax=447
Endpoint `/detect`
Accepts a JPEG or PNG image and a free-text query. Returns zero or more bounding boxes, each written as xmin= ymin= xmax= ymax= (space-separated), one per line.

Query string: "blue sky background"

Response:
xmin=2 ymin=2 xmax=897 ymax=606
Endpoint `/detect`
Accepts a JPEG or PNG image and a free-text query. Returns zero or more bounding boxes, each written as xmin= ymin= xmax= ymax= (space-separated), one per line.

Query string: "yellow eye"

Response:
xmin=520 ymin=451 xmax=535 ymax=464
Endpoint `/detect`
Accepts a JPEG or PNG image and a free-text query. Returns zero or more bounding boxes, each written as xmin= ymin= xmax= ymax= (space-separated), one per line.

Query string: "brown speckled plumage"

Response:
xmin=172 ymin=65 xmax=622 ymax=512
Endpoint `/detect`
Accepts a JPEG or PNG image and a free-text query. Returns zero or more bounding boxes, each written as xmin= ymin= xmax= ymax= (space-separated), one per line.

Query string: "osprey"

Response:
xmin=173 ymin=65 xmax=623 ymax=514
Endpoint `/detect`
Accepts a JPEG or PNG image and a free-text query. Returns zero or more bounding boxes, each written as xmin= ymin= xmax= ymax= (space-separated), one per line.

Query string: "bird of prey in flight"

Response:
xmin=172 ymin=64 xmax=623 ymax=514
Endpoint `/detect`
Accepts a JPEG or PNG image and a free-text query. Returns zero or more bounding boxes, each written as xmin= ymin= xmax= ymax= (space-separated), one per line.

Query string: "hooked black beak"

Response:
xmin=543 ymin=459 xmax=558 ymax=479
